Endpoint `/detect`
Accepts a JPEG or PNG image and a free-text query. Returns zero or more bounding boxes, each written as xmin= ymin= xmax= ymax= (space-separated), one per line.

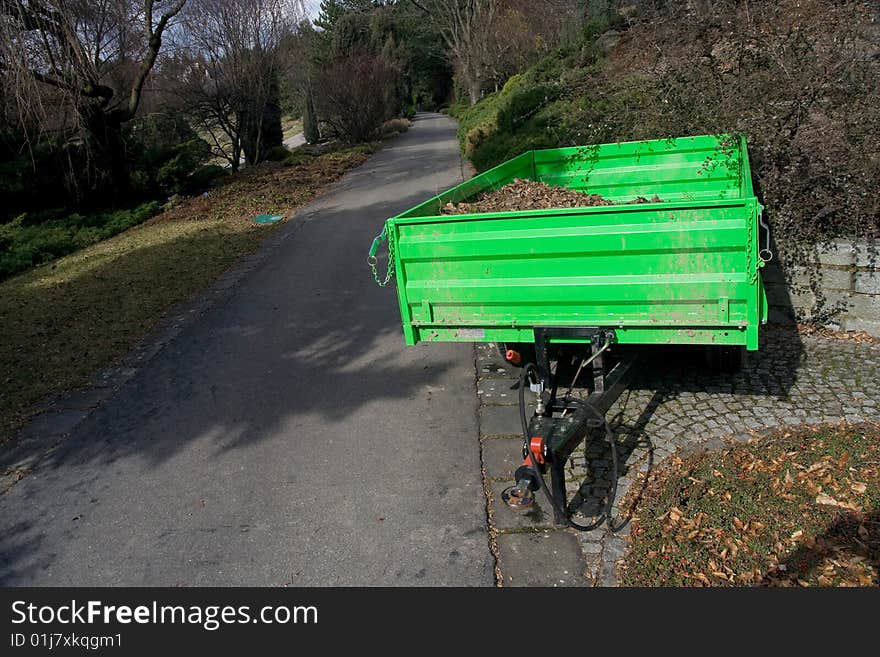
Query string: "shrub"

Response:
xmin=126 ymin=113 xmax=212 ymax=198
xmin=0 ymin=202 xmax=162 ymax=280
xmin=155 ymin=139 xmax=212 ymax=196
xmin=0 ymin=140 xmax=79 ymax=220
xmin=127 ymin=114 xmax=212 ymax=197
xmin=315 ymin=54 xmax=400 ymax=143
xmin=566 ymin=1 xmax=880 ymax=275
xmin=496 ymin=84 xmax=562 ymax=132
xmin=188 ymin=165 xmax=227 ymax=190
xmin=279 ymin=149 xmax=313 ymax=167
xmin=380 ymin=118 xmax=411 ymax=138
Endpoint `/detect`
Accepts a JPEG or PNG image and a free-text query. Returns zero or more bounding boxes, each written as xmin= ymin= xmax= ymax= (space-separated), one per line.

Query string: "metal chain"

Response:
xmin=758 ymin=209 xmax=773 ymax=264
xmin=749 ymin=209 xmax=773 ymax=284
xmin=747 ymin=212 xmax=758 ymax=284
xmin=368 ymin=232 xmax=395 ymax=287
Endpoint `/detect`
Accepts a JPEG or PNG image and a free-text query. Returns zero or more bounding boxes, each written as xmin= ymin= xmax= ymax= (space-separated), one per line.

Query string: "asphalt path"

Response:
xmin=284 ymin=131 xmax=306 ymax=150
xmin=0 ymin=113 xmax=494 ymax=586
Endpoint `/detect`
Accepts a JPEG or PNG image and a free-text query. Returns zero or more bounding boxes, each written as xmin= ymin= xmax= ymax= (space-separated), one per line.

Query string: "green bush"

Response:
xmin=154 ymin=139 xmax=212 ymax=196
xmin=496 ymin=84 xmax=562 ymax=132
xmin=277 ymin=147 xmax=314 ymax=168
xmin=189 ymin=165 xmax=227 ymax=189
xmin=455 ymin=78 xmax=566 ymax=171
xmin=0 ymin=140 xmax=77 ymax=220
xmin=449 ymin=13 xmax=627 ymax=172
xmin=0 ymin=201 xmax=162 ymax=281
xmin=1 ymin=111 xmax=212 ymax=221
xmin=0 ymin=111 xmax=213 ymax=281
xmin=124 ymin=113 xmax=213 ymax=197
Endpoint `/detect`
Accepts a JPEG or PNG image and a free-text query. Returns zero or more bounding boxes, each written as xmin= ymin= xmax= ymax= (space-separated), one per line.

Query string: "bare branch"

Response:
xmin=125 ymin=0 xmax=189 ymax=119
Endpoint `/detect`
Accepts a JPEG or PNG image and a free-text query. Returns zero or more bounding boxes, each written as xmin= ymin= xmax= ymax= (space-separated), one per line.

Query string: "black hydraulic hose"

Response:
xmin=518 ymin=363 xmax=537 ymax=438
xmin=519 ymin=362 xmax=620 ymax=532
xmin=592 ymin=402 xmax=622 ymax=533
xmin=519 ymin=364 xmax=573 ymax=526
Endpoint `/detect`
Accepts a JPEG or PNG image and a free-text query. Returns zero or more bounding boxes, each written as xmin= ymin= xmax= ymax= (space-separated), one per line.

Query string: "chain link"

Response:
xmin=747 ymin=210 xmax=758 ymax=284
xmin=758 ymin=209 xmax=773 ymax=264
xmin=749 ymin=208 xmax=773 ymax=284
xmin=368 ymin=231 xmax=395 ymax=287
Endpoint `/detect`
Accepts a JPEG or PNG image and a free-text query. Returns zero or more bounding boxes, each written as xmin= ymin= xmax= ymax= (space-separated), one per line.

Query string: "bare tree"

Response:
xmin=410 ymin=0 xmax=580 ymax=104
xmin=411 ymin=0 xmax=498 ymax=105
xmin=484 ymin=1 xmax=579 ymax=91
xmin=315 ymin=53 xmax=398 ymax=142
xmin=176 ymin=0 xmax=302 ymax=170
xmin=0 ymin=0 xmax=187 ymax=193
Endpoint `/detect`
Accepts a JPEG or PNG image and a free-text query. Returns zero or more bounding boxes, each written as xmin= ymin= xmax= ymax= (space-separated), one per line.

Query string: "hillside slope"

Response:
xmin=452 ymin=1 xmax=879 ymax=276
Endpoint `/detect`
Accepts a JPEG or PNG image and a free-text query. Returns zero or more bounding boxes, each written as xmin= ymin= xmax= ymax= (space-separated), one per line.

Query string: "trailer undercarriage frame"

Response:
xmin=507 ymin=327 xmax=638 ymax=529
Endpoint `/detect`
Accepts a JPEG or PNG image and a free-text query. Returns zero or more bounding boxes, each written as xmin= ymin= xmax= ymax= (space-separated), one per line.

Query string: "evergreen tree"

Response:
xmin=315 ymin=0 xmax=346 ymax=31
xmin=303 ymin=87 xmax=320 ymax=144
xmin=315 ymin=0 xmax=379 ymax=32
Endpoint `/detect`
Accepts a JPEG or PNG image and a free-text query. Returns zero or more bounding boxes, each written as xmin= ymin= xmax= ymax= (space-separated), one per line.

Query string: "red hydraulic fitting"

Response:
xmin=505 ymin=349 xmax=522 ymax=366
xmin=526 ymin=436 xmax=546 ymax=466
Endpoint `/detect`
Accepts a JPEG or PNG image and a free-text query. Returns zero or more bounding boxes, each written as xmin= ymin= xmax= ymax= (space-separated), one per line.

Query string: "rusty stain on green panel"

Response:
xmin=383 ymin=135 xmax=766 ymax=350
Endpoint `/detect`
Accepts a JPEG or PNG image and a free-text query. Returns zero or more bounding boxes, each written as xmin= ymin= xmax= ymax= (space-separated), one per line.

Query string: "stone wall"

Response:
xmin=763 ymin=238 xmax=880 ymax=336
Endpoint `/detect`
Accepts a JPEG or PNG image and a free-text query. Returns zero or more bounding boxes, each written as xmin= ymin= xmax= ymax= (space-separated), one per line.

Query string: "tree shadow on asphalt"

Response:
xmin=0 ymin=116 xmax=475 ymax=583
xmin=11 ymin=195 xmax=457 ymax=466
xmin=0 ymin=521 xmax=45 ymax=585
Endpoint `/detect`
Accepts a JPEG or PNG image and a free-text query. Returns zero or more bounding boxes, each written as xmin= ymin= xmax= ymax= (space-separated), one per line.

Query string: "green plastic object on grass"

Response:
xmin=370 ymin=134 xmax=769 ymax=351
xmin=253 ymin=214 xmax=285 ymax=225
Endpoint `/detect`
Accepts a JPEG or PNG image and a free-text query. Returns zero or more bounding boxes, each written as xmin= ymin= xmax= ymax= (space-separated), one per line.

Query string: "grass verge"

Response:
xmin=0 ymin=144 xmax=374 ymax=444
xmin=622 ymin=424 xmax=880 ymax=587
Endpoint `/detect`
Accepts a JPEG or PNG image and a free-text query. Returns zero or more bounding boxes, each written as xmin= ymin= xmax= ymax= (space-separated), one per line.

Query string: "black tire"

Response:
xmin=705 ymin=345 xmax=746 ymax=373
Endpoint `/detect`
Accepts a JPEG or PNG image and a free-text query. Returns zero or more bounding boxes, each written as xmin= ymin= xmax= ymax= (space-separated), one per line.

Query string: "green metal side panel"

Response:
xmin=385 ymin=135 xmax=765 ymax=350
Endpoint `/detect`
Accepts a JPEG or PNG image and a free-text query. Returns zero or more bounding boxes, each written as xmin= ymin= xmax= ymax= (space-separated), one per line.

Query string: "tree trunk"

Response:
xmin=82 ymin=107 xmax=130 ymax=199
xmin=468 ymin=79 xmax=481 ymax=105
xmin=303 ymin=87 xmax=320 ymax=144
xmin=231 ymin=136 xmax=242 ymax=173
xmin=241 ymin=81 xmax=283 ymax=166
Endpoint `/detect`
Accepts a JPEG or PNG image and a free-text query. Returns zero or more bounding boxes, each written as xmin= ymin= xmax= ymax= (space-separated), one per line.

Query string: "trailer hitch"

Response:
xmin=501 ymin=438 xmax=547 ymax=510
xmin=502 ymin=328 xmax=636 ymax=531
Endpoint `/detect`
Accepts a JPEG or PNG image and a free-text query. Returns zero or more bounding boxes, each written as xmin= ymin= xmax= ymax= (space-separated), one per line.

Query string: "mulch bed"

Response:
xmin=440 ymin=179 xmax=661 ymax=215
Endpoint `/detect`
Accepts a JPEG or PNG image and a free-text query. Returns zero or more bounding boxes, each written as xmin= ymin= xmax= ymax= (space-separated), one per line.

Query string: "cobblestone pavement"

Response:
xmin=474 ymin=326 xmax=880 ymax=587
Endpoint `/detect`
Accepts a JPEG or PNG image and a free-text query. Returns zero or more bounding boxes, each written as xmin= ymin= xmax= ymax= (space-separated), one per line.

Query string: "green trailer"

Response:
xmin=370 ymin=134 xmax=768 ymax=354
xmin=368 ymin=134 xmax=770 ymax=529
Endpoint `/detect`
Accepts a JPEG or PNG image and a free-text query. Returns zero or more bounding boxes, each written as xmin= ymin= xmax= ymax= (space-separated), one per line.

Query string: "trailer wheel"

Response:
xmin=497 ymin=342 xmax=537 ymax=368
xmin=705 ymin=345 xmax=746 ymax=373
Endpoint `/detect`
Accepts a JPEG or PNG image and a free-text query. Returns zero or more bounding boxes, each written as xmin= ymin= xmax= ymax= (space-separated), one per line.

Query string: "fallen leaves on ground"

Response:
xmin=796 ymin=323 xmax=880 ymax=345
xmin=621 ymin=424 xmax=880 ymax=587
